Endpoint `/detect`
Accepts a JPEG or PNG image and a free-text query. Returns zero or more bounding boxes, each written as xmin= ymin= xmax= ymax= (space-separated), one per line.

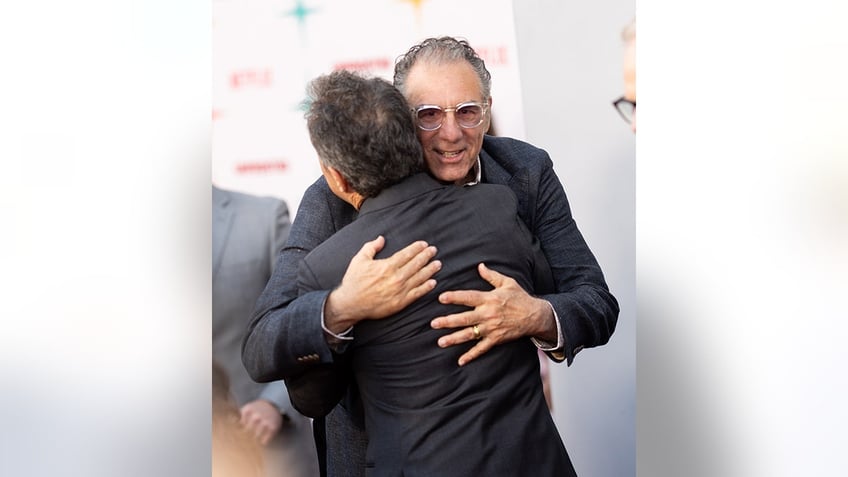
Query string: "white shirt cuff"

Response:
xmin=320 ymin=296 xmax=354 ymax=342
xmin=530 ymin=300 xmax=564 ymax=352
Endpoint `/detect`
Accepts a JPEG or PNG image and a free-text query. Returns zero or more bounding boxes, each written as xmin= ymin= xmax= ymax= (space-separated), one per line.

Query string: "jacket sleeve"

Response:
xmin=255 ymin=198 xmax=301 ymax=415
xmin=250 ymin=196 xmax=296 ymax=413
xmin=532 ymin=153 xmax=620 ymax=365
xmin=281 ymin=252 xmax=354 ymax=417
xmin=285 ymin=363 xmax=351 ymax=418
xmin=242 ymin=178 xmax=357 ymax=382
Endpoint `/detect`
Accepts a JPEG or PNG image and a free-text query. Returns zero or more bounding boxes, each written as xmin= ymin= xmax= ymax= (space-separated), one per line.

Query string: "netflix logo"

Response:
xmin=230 ymin=69 xmax=273 ymax=89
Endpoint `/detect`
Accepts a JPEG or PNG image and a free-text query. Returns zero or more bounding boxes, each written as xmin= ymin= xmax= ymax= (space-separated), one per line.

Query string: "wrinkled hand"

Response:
xmin=240 ymin=399 xmax=282 ymax=446
xmin=324 ymin=236 xmax=441 ymax=332
xmin=431 ymin=263 xmax=557 ymax=366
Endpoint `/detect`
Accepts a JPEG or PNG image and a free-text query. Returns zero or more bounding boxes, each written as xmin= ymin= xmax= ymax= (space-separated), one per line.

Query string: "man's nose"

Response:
xmin=438 ymin=111 xmax=464 ymax=140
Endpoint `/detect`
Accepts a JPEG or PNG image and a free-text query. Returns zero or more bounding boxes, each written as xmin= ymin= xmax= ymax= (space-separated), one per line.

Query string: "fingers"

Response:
xmin=381 ymin=240 xmax=440 ymax=306
xmin=243 ymin=415 xmax=274 ymax=445
xmin=354 ymin=235 xmax=386 ymax=260
xmin=240 ymin=410 xmax=267 ymax=443
xmin=437 ymin=264 xmax=515 ymax=309
xmin=333 ymin=239 xmax=440 ymax=323
xmin=438 ymin=312 xmax=484 ymax=348
xmin=405 ymin=273 xmax=439 ymax=303
xmin=430 ymin=264 xmax=535 ymax=367
xmin=437 ymin=289 xmax=485 ymax=309
xmin=383 ymin=240 xmax=440 ymax=302
xmin=434 ymin=326 xmax=493 ymax=366
xmin=255 ymin=425 xmax=273 ymax=446
xmin=363 ymin=237 xmax=439 ymax=285
xmin=411 ymin=259 xmax=442 ymax=289
xmin=239 ymin=401 xmax=282 ymax=446
xmin=477 ymin=262 xmax=507 ymax=288
xmin=458 ymin=340 xmax=493 ymax=366
xmin=431 ymin=308 xmax=478 ymax=330
xmin=391 ymin=240 xmax=438 ymax=279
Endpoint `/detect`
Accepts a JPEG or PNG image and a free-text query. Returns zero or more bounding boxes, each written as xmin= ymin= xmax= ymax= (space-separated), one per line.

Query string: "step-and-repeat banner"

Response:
xmin=213 ymin=0 xmax=526 ymax=215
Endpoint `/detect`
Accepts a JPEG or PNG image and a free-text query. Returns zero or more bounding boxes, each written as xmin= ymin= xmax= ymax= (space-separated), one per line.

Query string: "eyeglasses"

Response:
xmin=612 ymin=97 xmax=636 ymax=124
xmin=412 ymin=101 xmax=488 ymax=131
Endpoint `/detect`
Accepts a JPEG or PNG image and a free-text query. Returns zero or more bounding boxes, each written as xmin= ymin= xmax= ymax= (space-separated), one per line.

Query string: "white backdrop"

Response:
xmin=213 ymin=0 xmax=526 ymax=216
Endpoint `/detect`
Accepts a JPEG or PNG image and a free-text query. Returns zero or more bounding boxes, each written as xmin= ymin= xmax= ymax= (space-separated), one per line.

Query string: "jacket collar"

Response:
xmin=359 ymin=173 xmax=446 ymax=215
xmin=212 ymin=185 xmax=234 ymax=278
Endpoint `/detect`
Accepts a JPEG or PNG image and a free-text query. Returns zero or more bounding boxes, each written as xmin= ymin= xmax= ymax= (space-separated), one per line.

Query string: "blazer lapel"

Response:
xmin=480 ymin=147 xmax=533 ymax=230
xmin=212 ymin=186 xmax=234 ymax=280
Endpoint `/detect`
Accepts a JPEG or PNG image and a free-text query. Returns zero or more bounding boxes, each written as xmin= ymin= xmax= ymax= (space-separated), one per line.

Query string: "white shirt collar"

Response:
xmin=463 ymin=156 xmax=482 ymax=187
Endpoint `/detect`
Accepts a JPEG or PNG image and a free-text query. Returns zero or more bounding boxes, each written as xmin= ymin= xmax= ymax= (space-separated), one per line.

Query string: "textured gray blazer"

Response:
xmin=213 ymin=185 xmax=318 ymax=477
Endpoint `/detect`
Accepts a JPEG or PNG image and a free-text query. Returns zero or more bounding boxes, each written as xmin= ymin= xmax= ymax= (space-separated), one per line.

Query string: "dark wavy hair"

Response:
xmin=305 ymin=70 xmax=424 ymax=198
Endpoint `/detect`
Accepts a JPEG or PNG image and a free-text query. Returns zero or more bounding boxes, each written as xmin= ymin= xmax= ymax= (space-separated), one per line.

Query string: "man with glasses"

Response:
xmin=613 ymin=17 xmax=637 ymax=132
xmin=243 ymin=36 xmax=618 ymax=476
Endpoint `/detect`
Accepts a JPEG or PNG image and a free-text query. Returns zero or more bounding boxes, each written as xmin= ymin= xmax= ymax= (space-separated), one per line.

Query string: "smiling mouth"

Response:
xmin=438 ymin=150 xmax=462 ymax=159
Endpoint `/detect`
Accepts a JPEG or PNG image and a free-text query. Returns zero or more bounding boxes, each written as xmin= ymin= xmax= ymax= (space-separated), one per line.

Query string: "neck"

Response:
xmin=350 ymin=193 xmax=365 ymax=210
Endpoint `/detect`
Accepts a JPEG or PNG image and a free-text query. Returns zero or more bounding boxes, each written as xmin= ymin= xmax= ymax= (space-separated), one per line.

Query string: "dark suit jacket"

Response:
xmin=294 ymin=173 xmax=571 ymax=476
xmin=243 ymin=136 xmax=619 ymax=475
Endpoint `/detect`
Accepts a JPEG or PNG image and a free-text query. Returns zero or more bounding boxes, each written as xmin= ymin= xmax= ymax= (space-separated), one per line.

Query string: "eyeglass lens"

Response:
xmin=614 ymin=99 xmax=635 ymax=124
xmin=416 ymin=103 xmax=484 ymax=130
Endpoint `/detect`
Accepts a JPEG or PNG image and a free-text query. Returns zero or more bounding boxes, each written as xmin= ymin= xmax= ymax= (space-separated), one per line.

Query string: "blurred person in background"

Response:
xmin=613 ymin=17 xmax=637 ymax=133
xmin=213 ymin=360 xmax=264 ymax=477
xmin=243 ymin=36 xmax=619 ymax=476
xmin=213 ymin=185 xmax=319 ymax=477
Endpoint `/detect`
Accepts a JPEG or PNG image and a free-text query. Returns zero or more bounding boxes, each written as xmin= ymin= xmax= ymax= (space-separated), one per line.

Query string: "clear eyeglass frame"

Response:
xmin=612 ymin=96 xmax=636 ymax=124
xmin=412 ymin=101 xmax=489 ymax=131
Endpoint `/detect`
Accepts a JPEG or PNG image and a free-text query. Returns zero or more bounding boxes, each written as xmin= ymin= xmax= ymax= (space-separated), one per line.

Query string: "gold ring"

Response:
xmin=472 ymin=324 xmax=481 ymax=340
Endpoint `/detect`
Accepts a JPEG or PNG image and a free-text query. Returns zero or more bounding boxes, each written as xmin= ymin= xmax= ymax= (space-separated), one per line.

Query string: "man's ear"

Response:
xmin=324 ymin=165 xmax=352 ymax=193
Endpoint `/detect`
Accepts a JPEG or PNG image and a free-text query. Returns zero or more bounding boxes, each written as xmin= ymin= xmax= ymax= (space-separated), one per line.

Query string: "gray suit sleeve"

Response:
xmin=258 ymin=382 xmax=292 ymax=414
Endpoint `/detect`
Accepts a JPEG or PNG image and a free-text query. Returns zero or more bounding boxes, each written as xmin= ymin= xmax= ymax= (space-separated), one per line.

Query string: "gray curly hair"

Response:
xmin=393 ymin=36 xmax=492 ymax=100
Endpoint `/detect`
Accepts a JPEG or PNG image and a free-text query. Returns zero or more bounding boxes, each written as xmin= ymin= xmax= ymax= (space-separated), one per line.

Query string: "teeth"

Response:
xmin=442 ymin=151 xmax=460 ymax=158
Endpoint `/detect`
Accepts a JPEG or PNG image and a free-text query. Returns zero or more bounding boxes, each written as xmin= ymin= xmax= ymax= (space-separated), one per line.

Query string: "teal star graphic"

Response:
xmin=283 ymin=0 xmax=319 ymax=28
